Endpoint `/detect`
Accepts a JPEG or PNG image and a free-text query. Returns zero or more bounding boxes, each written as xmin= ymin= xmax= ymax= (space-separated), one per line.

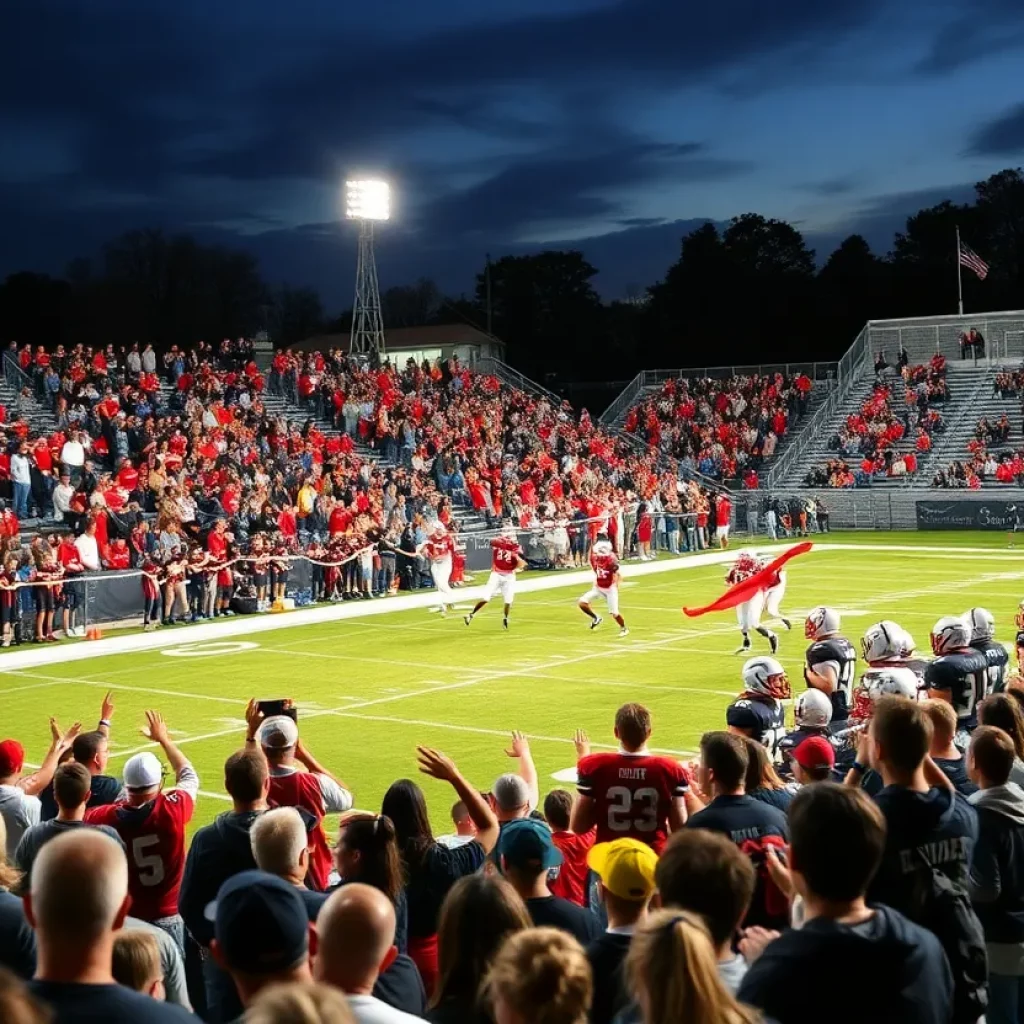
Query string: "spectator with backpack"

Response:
xmin=967 ymin=726 xmax=1024 ymax=1024
xmin=737 ymin=783 xmax=953 ymax=1024
xmin=686 ymin=732 xmax=789 ymax=930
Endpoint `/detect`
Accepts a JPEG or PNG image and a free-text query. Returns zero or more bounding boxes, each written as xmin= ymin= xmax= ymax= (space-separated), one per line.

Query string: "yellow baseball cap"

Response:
xmin=587 ymin=838 xmax=658 ymax=901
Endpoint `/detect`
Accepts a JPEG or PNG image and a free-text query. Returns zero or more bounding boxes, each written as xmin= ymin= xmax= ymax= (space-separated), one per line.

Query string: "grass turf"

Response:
xmin=2 ymin=530 xmax=1022 ymax=837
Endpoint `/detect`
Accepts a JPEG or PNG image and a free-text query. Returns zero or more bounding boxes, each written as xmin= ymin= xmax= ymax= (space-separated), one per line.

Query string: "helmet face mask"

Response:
xmin=742 ymin=656 xmax=791 ymax=700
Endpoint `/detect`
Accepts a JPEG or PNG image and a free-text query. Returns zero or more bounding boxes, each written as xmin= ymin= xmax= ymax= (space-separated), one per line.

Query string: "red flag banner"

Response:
xmin=682 ymin=541 xmax=813 ymax=618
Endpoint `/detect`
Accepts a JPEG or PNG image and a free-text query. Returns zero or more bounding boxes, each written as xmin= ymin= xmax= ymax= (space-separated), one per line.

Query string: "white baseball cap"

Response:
xmin=259 ymin=716 xmax=299 ymax=750
xmin=123 ymin=752 xmax=163 ymax=791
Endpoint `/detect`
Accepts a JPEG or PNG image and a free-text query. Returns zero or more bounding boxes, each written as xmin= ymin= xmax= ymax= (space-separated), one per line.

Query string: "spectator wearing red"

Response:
xmin=544 ymin=790 xmax=595 ymax=907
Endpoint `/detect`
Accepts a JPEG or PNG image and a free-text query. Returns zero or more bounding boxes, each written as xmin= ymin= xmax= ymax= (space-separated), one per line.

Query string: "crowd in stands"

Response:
xmin=622 ymin=372 xmax=814 ymax=484
xmin=0 ymin=340 xmax=718 ymax=642
xmin=2 ymin=634 xmax=1024 ymax=1024
xmin=805 ymin=356 xmax=948 ymax=488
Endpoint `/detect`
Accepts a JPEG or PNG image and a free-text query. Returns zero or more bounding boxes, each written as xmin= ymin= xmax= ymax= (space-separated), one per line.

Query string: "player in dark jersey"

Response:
xmin=803 ymin=606 xmax=856 ymax=729
xmin=726 ymin=656 xmax=789 ymax=759
xmin=964 ymin=606 xmax=1009 ymax=696
xmin=925 ymin=615 xmax=989 ymax=746
xmin=778 ymin=688 xmax=832 ymax=763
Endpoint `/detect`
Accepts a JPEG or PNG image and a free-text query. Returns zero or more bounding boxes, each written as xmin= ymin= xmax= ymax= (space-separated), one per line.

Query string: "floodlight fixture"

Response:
xmin=345 ymin=179 xmax=390 ymax=222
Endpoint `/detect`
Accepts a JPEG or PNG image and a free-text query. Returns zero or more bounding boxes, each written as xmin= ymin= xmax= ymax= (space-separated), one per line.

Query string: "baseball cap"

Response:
xmin=792 ymin=735 xmax=836 ymax=771
xmin=210 ymin=871 xmax=309 ymax=974
xmin=495 ymin=818 xmax=563 ymax=871
xmin=0 ymin=739 xmax=25 ymax=777
xmin=259 ymin=716 xmax=299 ymax=750
xmin=123 ymin=751 xmax=163 ymax=790
xmin=588 ymin=838 xmax=658 ymax=901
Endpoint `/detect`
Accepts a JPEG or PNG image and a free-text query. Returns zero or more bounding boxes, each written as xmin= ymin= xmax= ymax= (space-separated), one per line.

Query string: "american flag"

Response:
xmin=959 ymin=239 xmax=990 ymax=280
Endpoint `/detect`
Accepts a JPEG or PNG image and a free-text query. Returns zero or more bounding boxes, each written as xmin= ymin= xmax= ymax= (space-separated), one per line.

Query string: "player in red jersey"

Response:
xmin=418 ymin=522 xmax=456 ymax=616
xmin=571 ymin=703 xmax=693 ymax=855
xmin=85 ymin=711 xmax=198 ymax=946
xmin=464 ymin=523 xmax=526 ymax=630
xmin=578 ymin=536 xmax=628 ymax=636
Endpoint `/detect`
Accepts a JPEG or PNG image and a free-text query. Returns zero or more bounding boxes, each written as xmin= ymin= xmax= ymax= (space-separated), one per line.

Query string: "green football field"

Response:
xmin=2 ymin=530 xmax=1023 ymax=837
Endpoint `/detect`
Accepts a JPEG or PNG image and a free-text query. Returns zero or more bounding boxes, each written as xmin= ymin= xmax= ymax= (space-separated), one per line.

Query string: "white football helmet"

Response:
xmin=861 ymin=621 xmax=912 ymax=663
xmin=931 ymin=615 xmax=971 ymax=656
xmin=794 ymin=688 xmax=833 ymax=728
xmin=805 ymin=606 xmax=841 ymax=641
xmin=965 ymin=607 xmax=995 ymax=643
xmin=852 ymin=667 xmax=921 ymax=720
xmin=742 ymin=656 xmax=791 ymax=700
xmin=430 ymin=521 xmax=446 ymax=539
xmin=592 ymin=538 xmax=613 ymax=557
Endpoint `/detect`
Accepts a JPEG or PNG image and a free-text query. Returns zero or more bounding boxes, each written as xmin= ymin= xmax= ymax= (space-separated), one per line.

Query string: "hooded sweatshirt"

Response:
xmin=968 ymin=782 xmax=1024 ymax=971
xmin=178 ymin=810 xmax=263 ymax=947
xmin=738 ymin=905 xmax=953 ymax=1024
xmin=868 ymin=784 xmax=978 ymax=913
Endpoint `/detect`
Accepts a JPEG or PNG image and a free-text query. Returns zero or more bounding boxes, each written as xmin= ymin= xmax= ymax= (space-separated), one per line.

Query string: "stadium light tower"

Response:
xmin=345 ymin=179 xmax=390 ymax=360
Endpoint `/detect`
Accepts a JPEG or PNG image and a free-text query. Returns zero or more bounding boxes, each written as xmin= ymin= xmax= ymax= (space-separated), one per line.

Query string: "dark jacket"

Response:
xmin=738 ymin=905 xmax=953 ymax=1024
xmin=968 ymin=782 xmax=1024 ymax=949
xmin=179 ymin=809 xmax=262 ymax=947
xmin=869 ymin=784 xmax=978 ymax=914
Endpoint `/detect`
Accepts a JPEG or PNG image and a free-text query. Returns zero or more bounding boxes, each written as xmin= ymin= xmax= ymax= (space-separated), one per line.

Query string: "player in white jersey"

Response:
xmin=418 ymin=522 xmax=456 ymax=616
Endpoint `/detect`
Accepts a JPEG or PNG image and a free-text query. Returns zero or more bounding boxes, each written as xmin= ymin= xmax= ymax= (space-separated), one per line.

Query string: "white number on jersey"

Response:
xmin=606 ymin=786 xmax=659 ymax=833
xmin=132 ymin=835 xmax=166 ymax=887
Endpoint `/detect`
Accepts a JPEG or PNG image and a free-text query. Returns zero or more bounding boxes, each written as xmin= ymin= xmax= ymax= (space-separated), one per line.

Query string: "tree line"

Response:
xmin=1 ymin=170 xmax=1021 ymax=394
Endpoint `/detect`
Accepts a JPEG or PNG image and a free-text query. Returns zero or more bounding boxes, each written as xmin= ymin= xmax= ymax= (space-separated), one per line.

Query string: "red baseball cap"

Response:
xmin=0 ymin=739 xmax=26 ymax=777
xmin=792 ymin=735 xmax=835 ymax=771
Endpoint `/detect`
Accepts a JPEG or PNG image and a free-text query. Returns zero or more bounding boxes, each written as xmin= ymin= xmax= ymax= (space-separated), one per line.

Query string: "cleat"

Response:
xmin=464 ymin=615 xmax=472 ymax=626
xmin=769 ymin=632 xmax=779 ymax=654
xmin=781 ymin=618 xmax=792 ymax=631
xmin=619 ymin=627 xmax=629 ymax=637
xmin=502 ymin=617 xmax=509 ymax=630
xmin=590 ymin=616 xmax=603 ymax=631
xmin=734 ymin=640 xmax=751 ymax=655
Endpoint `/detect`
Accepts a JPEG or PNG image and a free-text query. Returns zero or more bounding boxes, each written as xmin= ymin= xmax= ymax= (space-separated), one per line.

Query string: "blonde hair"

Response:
xmin=112 ymin=931 xmax=162 ymax=993
xmin=484 ymin=927 xmax=591 ymax=1024
xmin=0 ymin=818 xmax=23 ymax=892
xmin=920 ymin=699 xmax=957 ymax=746
xmin=244 ymin=981 xmax=355 ymax=1024
xmin=626 ymin=910 xmax=760 ymax=1024
xmin=0 ymin=968 xmax=50 ymax=1024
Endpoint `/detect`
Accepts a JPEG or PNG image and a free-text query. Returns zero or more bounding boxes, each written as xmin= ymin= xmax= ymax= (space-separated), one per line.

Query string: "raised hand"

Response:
xmin=505 ymin=730 xmax=530 ymax=759
xmin=573 ymin=729 xmax=591 ymax=759
xmin=141 ymin=710 xmax=169 ymax=746
xmin=100 ymin=690 xmax=115 ymax=723
xmin=417 ymin=746 xmax=458 ymax=783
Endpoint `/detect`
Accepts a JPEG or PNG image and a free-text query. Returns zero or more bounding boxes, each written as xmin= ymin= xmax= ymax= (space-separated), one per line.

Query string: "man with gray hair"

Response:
xmin=244 ymin=699 xmax=352 ymax=891
xmin=490 ymin=731 xmax=539 ymax=830
xmin=24 ymin=830 xmax=193 ymax=1021
xmin=250 ymin=807 xmax=329 ymax=919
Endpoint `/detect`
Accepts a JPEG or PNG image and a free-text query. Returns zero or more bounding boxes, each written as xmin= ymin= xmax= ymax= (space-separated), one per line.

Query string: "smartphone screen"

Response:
xmin=257 ymin=699 xmax=297 ymax=722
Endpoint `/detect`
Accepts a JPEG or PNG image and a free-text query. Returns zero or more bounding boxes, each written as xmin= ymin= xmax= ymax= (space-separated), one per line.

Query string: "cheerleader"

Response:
xmin=141 ymin=552 xmax=164 ymax=631
xmin=163 ymin=546 xmax=189 ymax=624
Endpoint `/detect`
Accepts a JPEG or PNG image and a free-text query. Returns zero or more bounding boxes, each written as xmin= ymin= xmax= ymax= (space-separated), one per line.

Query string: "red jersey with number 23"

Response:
xmin=86 ymin=790 xmax=195 ymax=920
xmin=576 ymin=752 xmax=689 ymax=854
xmin=490 ymin=537 xmax=522 ymax=574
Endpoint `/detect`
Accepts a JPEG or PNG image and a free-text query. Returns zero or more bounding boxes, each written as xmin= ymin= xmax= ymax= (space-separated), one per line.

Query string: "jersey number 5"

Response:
xmin=607 ymin=786 xmax=658 ymax=832
xmin=132 ymin=835 xmax=166 ymax=887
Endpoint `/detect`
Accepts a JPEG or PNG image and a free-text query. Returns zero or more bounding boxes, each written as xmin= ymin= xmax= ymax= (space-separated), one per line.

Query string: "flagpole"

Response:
xmin=956 ymin=224 xmax=964 ymax=317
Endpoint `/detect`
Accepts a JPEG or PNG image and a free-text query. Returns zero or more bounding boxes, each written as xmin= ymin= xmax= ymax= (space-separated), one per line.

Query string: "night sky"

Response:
xmin=3 ymin=0 xmax=1023 ymax=305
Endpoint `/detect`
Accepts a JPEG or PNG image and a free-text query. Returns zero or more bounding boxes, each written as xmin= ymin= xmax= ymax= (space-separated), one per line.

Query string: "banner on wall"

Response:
xmin=915 ymin=500 xmax=1021 ymax=530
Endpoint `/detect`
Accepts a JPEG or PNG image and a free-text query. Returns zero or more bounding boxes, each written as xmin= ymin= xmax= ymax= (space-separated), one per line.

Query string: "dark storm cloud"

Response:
xmin=799 ymin=177 xmax=860 ymax=198
xmin=916 ymin=0 xmax=1024 ymax=74
xmin=965 ymin=103 xmax=1024 ymax=157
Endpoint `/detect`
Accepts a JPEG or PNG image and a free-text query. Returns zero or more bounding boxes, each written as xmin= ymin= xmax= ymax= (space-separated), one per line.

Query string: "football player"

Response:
xmin=465 ymin=523 xmax=526 ymax=630
xmin=578 ymin=536 xmax=628 ymax=637
xmin=860 ymin=620 xmax=930 ymax=682
xmin=726 ymin=551 xmax=778 ymax=655
xmin=726 ymin=656 xmax=789 ymax=759
xmin=803 ymin=606 xmax=857 ymax=729
xmin=924 ymin=615 xmax=989 ymax=747
xmin=573 ymin=703 xmax=691 ymax=853
xmin=761 ymin=561 xmax=792 ymax=631
xmin=418 ymin=522 xmax=457 ymax=616
xmin=778 ymin=688 xmax=833 ymax=763
xmin=964 ymin=606 xmax=1009 ymax=697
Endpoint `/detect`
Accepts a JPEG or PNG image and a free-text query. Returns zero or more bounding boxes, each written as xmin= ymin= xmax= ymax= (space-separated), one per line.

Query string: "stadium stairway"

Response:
xmin=778 ymin=364 xmax=992 ymax=490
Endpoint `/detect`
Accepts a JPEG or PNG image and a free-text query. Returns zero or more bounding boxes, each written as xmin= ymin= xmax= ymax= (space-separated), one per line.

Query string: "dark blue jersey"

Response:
xmin=971 ymin=639 xmax=1010 ymax=696
xmin=727 ymin=697 xmax=786 ymax=757
xmin=924 ymin=649 xmax=989 ymax=730
xmin=805 ymin=636 xmax=856 ymax=724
